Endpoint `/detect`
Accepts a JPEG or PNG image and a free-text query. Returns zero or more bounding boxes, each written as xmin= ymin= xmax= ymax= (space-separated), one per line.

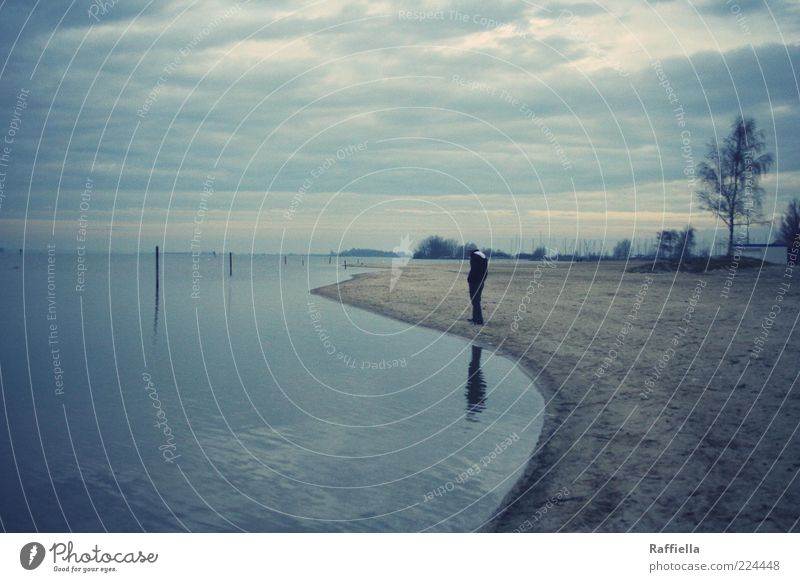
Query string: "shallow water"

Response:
xmin=0 ymin=252 xmax=543 ymax=532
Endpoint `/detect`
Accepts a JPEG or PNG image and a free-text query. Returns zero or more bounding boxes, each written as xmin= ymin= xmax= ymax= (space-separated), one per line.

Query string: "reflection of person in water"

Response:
xmin=465 ymin=345 xmax=487 ymax=421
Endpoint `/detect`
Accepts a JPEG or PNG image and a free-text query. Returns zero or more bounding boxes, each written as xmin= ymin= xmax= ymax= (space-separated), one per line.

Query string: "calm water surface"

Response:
xmin=0 ymin=252 xmax=543 ymax=532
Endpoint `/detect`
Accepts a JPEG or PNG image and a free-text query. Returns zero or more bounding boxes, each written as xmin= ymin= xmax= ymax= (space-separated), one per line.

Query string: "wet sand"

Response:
xmin=312 ymin=260 xmax=800 ymax=532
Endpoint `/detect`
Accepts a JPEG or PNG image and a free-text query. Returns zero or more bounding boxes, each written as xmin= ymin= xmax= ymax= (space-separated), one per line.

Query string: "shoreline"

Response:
xmin=311 ymin=260 xmax=800 ymax=532
xmin=310 ymin=270 xmax=561 ymax=532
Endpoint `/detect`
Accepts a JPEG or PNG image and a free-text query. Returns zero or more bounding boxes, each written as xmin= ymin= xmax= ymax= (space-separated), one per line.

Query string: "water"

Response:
xmin=0 ymin=251 xmax=544 ymax=532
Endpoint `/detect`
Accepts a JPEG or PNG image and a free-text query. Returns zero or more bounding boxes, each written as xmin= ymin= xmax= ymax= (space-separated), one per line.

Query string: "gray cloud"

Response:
xmin=0 ymin=0 xmax=798 ymax=252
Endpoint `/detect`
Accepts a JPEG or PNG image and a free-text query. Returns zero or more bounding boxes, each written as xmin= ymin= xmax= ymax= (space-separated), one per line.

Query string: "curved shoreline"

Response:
xmin=310 ymin=261 xmax=800 ymax=532
xmin=310 ymin=269 xmax=562 ymax=532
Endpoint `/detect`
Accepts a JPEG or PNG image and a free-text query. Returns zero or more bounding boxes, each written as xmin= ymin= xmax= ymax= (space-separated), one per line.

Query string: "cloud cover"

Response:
xmin=0 ymin=0 xmax=798 ymax=252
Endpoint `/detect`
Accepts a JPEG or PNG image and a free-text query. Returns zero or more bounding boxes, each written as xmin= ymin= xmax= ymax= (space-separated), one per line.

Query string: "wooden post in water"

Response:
xmin=344 ymin=259 xmax=347 ymax=270
xmin=284 ymin=255 xmax=287 ymax=265
xmin=328 ymin=255 xmax=332 ymax=264
xmin=229 ymin=252 xmax=233 ymax=277
xmin=155 ymin=245 xmax=160 ymax=287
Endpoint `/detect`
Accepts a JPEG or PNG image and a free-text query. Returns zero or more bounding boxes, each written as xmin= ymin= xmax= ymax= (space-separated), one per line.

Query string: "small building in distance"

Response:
xmin=740 ymin=243 xmax=788 ymax=264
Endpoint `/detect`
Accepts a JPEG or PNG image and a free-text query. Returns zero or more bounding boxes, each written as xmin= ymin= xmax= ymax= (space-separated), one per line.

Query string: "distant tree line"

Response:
xmin=656 ymin=227 xmax=696 ymax=262
xmin=340 ymin=116 xmax=800 ymax=264
xmin=412 ymin=235 xmax=461 ymax=259
xmin=335 ymin=248 xmax=401 ymax=257
xmin=517 ymin=246 xmax=550 ymax=260
xmin=412 ymin=235 xmax=510 ymax=259
xmin=410 ymin=190 xmax=800 ymax=264
xmin=777 ymin=199 xmax=800 ymax=247
xmin=611 ymin=226 xmax=695 ymax=262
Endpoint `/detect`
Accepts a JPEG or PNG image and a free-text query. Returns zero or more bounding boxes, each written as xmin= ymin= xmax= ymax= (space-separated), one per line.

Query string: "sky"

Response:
xmin=0 ymin=0 xmax=798 ymax=254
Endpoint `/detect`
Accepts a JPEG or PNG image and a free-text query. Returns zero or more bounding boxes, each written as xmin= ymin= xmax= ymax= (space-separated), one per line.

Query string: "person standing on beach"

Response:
xmin=467 ymin=246 xmax=488 ymax=324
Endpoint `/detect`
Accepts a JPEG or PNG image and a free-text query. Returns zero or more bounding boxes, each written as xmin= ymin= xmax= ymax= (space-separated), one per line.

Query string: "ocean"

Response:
xmin=0 ymin=251 xmax=543 ymax=532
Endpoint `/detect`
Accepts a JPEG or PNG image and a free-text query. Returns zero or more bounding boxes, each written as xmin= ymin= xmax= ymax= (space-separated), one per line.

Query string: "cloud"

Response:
xmin=0 ymin=0 xmax=798 ymax=251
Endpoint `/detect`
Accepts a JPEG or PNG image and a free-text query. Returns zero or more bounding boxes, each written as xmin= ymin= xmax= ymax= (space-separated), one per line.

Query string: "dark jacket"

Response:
xmin=468 ymin=250 xmax=488 ymax=285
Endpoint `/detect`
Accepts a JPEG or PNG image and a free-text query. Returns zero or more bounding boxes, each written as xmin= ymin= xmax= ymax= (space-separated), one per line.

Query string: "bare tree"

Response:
xmin=777 ymin=198 xmax=800 ymax=247
xmin=674 ymin=226 xmax=696 ymax=263
xmin=696 ymin=116 xmax=772 ymax=255
xmin=655 ymin=227 xmax=695 ymax=263
xmin=656 ymin=230 xmax=677 ymax=260
xmin=413 ymin=235 xmax=457 ymax=259
xmin=612 ymin=239 xmax=631 ymax=259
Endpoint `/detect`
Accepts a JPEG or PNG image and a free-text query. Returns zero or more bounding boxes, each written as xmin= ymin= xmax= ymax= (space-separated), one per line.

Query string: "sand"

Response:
xmin=312 ymin=259 xmax=800 ymax=532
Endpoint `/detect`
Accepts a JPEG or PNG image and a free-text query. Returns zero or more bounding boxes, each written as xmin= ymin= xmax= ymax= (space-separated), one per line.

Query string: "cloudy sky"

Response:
xmin=0 ymin=0 xmax=798 ymax=254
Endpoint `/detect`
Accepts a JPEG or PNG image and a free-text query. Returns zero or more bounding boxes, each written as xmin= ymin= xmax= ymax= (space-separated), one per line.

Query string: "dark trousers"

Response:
xmin=469 ymin=281 xmax=484 ymax=323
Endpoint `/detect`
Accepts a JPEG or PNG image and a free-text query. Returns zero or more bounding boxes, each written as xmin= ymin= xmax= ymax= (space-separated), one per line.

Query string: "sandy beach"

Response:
xmin=313 ymin=259 xmax=800 ymax=532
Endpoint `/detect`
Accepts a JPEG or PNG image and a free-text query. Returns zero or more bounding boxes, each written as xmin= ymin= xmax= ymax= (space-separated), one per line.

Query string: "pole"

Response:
xmin=155 ymin=245 xmax=160 ymax=286
xmin=229 ymin=252 xmax=232 ymax=277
